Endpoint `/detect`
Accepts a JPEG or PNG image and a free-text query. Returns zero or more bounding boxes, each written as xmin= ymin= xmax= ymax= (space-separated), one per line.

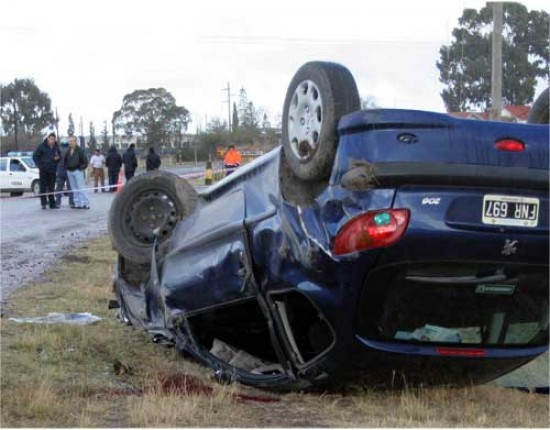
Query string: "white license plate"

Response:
xmin=482 ymin=194 xmax=539 ymax=227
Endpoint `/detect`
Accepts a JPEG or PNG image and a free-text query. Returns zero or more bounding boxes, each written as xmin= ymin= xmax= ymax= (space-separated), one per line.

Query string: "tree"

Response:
xmin=0 ymin=78 xmax=54 ymax=150
xmin=237 ymin=87 xmax=260 ymax=131
xmin=207 ymin=117 xmax=228 ymax=134
xmin=437 ymin=4 xmax=549 ymax=112
xmin=112 ymin=88 xmax=191 ymax=151
xmin=101 ymin=121 xmax=109 ymax=153
xmin=89 ymin=121 xmax=98 ymax=152
xmin=261 ymin=112 xmax=271 ymax=130
xmin=67 ymin=113 xmax=75 ymax=136
xmin=232 ymin=102 xmax=239 ymax=131
xmin=242 ymin=102 xmax=260 ymax=131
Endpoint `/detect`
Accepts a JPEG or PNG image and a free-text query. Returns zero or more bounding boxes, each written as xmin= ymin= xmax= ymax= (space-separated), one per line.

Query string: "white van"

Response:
xmin=0 ymin=156 xmax=40 ymax=196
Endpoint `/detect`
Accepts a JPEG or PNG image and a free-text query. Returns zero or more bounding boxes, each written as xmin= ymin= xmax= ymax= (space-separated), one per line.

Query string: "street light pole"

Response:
xmin=112 ymin=120 xmax=115 ymax=149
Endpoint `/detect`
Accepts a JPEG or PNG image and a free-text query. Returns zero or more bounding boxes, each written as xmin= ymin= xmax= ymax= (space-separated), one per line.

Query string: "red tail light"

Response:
xmin=495 ymin=139 xmax=525 ymax=152
xmin=333 ymin=209 xmax=410 ymax=256
xmin=436 ymin=347 xmax=487 ymax=357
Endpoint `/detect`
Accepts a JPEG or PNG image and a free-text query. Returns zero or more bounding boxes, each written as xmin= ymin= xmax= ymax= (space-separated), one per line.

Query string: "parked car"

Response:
xmin=6 ymin=151 xmax=34 ymax=157
xmin=0 ymin=156 xmax=40 ymax=197
xmin=109 ymin=62 xmax=549 ymax=390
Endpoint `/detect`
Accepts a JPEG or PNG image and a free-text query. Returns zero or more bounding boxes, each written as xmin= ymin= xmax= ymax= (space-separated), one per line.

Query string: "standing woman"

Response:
xmin=33 ymin=132 xmax=61 ymax=209
xmin=64 ymin=136 xmax=90 ymax=209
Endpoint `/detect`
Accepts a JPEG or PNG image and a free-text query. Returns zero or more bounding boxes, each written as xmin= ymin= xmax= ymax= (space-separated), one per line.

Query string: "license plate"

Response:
xmin=482 ymin=194 xmax=539 ymax=227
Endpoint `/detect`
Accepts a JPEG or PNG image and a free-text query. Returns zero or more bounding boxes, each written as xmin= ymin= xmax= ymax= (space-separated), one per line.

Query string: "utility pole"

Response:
xmin=490 ymin=1 xmax=503 ymax=121
xmin=112 ymin=119 xmax=116 ymax=148
xmin=222 ymin=82 xmax=235 ymax=132
xmin=194 ymin=126 xmax=198 ymax=166
xmin=55 ymin=107 xmax=59 ymax=139
xmin=13 ymin=100 xmax=18 ymax=150
xmin=79 ymin=115 xmax=85 ymax=147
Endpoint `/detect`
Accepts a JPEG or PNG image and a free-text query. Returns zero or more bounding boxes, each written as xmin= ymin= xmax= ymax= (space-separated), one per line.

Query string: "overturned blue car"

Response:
xmin=109 ymin=62 xmax=549 ymax=390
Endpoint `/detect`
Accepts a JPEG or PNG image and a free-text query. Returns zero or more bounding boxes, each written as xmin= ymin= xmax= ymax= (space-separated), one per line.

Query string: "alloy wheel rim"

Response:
xmin=287 ymin=79 xmax=323 ymax=161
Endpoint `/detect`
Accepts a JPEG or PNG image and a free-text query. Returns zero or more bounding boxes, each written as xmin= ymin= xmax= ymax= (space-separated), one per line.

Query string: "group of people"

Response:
xmin=33 ymin=133 xmax=90 ymax=209
xmin=33 ymin=133 xmax=163 ymax=210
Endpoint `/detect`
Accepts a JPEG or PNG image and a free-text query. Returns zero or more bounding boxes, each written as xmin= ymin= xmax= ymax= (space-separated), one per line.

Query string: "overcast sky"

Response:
xmin=1 ymin=0 xmax=548 ymax=136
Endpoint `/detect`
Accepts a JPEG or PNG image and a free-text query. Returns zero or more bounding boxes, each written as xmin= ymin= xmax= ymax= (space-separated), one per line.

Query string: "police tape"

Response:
xmin=1 ymin=167 xmax=234 ymax=201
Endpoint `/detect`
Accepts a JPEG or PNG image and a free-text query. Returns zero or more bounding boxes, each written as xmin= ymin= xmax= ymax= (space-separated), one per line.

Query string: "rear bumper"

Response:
xmin=348 ymin=337 xmax=545 ymax=386
xmin=356 ymin=335 xmax=548 ymax=358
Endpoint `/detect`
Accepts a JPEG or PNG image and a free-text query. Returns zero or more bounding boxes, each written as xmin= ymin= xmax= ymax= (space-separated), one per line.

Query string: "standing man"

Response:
xmin=89 ymin=149 xmax=106 ymax=192
xmin=122 ymin=143 xmax=138 ymax=181
xmin=223 ymin=145 xmax=242 ymax=176
xmin=64 ymin=136 xmax=90 ymax=209
xmin=33 ymin=132 xmax=61 ymax=209
xmin=105 ymin=145 xmax=123 ymax=192
xmin=55 ymin=141 xmax=74 ymax=208
xmin=145 ymin=147 xmax=161 ymax=171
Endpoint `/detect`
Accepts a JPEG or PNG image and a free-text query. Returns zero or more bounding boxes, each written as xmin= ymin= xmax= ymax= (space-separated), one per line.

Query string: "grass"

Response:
xmin=1 ymin=236 xmax=548 ymax=427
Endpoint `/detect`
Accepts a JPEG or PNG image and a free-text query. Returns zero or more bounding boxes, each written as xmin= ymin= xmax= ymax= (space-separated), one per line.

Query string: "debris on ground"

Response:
xmin=8 ymin=312 xmax=102 ymax=325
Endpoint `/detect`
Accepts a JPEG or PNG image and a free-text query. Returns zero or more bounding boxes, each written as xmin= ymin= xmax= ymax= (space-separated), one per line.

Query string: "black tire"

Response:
xmin=31 ymin=180 xmax=40 ymax=196
xmin=279 ymin=153 xmax=326 ymax=206
xmin=282 ymin=61 xmax=360 ymax=181
xmin=10 ymin=191 xmax=23 ymax=197
xmin=528 ymin=87 xmax=549 ymax=124
xmin=109 ymin=171 xmax=198 ymax=264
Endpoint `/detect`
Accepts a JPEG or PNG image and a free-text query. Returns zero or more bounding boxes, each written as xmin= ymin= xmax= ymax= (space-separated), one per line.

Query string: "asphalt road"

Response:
xmin=0 ymin=165 xmax=206 ymax=303
xmin=0 ymin=190 xmax=115 ymax=300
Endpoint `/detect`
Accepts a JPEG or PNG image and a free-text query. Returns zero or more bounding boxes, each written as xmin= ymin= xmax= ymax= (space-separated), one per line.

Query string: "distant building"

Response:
xmin=448 ymin=105 xmax=531 ymax=123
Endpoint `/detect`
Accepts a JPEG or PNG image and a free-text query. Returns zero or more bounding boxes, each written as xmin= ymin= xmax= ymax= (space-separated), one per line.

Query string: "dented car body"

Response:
xmin=110 ymin=63 xmax=548 ymax=390
xmin=113 ymin=109 xmax=548 ymax=390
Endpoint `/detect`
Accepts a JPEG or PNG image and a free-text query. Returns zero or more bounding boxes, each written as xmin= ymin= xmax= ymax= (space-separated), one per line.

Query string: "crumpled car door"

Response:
xmin=161 ymin=187 xmax=255 ymax=313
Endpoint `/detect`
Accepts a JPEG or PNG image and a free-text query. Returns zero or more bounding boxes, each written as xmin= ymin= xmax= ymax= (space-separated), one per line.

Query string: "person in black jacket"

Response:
xmin=105 ymin=145 xmax=123 ymax=192
xmin=122 ymin=143 xmax=138 ymax=181
xmin=33 ymin=132 xmax=61 ymax=209
xmin=145 ymin=147 xmax=161 ymax=171
xmin=55 ymin=141 xmax=75 ymax=208
xmin=64 ymin=136 xmax=90 ymax=209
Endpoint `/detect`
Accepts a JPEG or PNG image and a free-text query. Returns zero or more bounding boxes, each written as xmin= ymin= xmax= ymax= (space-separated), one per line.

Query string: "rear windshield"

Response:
xmin=359 ymin=264 xmax=549 ymax=347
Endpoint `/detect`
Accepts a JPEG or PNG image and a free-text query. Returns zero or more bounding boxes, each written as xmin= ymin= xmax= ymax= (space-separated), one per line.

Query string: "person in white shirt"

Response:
xmin=89 ymin=149 xmax=106 ymax=192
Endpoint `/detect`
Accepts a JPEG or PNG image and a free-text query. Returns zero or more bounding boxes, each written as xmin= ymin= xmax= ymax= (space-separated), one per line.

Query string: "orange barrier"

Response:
xmin=116 ymin=172 xmax=125 ymax=193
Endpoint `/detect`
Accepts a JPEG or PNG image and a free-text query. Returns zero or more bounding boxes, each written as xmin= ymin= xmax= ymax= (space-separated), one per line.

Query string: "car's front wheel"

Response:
xmin=282 ymin=61 xmax=360 ymax=181
xmin=109 ymin=171 xmax=198 ymax=264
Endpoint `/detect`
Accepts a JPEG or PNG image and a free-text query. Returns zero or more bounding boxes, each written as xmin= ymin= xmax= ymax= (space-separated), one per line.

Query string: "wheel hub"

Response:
xmin=287 ymin=79 xmax=322 ymax=161
xmin=126 ymin=191 xmax=178 ymax=244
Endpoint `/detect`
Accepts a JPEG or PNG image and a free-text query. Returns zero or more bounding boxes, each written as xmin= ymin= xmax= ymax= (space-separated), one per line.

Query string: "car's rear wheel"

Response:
xmin=109 ymin=171 xmax=198 ymax=264
xmin=282 ymin=62 xmax=360 ymax=181
xmin=31 ymin=180 xmax=40 ymax=196
xmin=528 ymin=87 xmax=549 ymax=124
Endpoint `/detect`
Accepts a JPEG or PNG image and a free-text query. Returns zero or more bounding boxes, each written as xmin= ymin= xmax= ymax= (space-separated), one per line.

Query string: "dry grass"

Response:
xmin=1 ymin=236 xmax=548 ymax=427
